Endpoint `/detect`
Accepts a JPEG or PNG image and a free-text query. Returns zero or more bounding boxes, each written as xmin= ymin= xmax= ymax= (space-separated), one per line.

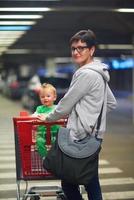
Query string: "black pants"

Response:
xmin=61 ymin=172 xmax=103 ymax=200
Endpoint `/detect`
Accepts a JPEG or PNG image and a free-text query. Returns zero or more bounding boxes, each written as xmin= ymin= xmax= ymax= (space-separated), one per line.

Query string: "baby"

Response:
xmin=32 ymin=83 xmax=60 ymax=158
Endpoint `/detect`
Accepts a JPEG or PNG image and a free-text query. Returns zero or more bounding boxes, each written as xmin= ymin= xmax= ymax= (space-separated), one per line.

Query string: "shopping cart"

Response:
xmin=13 ymin=116 xmax=67 ymax=200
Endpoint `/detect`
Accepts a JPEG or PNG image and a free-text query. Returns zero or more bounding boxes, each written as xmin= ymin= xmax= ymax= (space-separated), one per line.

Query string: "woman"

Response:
xmin=37 ymin=29 xmax=117 ymax=200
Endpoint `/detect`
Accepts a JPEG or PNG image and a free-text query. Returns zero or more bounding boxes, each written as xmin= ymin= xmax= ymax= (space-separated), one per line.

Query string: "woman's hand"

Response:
xmin=36 ymin=114 xmax=47 ymax=121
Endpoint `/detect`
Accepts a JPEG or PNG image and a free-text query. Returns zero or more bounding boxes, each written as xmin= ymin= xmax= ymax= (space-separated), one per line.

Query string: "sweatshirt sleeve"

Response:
xmin=46 ymin=70 xmax=94 ymax=121
xmin=107 ymin=84 xmax=117 ymax=112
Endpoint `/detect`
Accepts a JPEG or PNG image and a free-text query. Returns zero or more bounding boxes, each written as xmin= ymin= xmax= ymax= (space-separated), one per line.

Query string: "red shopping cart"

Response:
xmin=13 ymin=116 xmax=67 ymax=200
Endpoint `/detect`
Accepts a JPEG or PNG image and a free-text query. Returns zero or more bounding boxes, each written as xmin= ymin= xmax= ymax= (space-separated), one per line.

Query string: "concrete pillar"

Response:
xmin=46 ymin=58 xmax=56 ymax=76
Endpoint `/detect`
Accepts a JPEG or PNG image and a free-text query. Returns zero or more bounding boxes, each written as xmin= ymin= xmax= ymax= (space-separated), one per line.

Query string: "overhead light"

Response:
xmin=116 ymin=8 xmax=134 ymax=13
xmin=38 ymin=0 xmax=61 ymax=1
xmin=0 ymin=7 xmax=51 ymax=12
xmin=0 ymin=39 xmax=16 ymax=42
xmin=0 ymin=34 xmax=23 ymax=40
xmin=4 ymin=48 xmax=50 ymax=54
xmin=0 ymin=26 xmax=31 ymax=31
xmin=0 ymin=47 xmax=8 ymax=55
xmin=0 ymin=7 xmax=133 ymax=14
xmin=0 ymin=43 xmax=11 ymax=47
xmin=0 ymin=31 xmax=26 ymax=38
xmin=0 ymin=38 xmax=18 ymax=45
xmin=55 ymin=57 xmax=72 ymax=63
xmin=0 ymin=30 xmax=26 ymax=54
xmin=0 ymin=21 xmax=36 ymax=25
xmin=0 ymin=15 xmax=43 ymax=19
xmin=0 ymin=38 xmax=17 ymax=43
xmin=2 ymin=0 xmax=60 ymax=1
xmin=0 ymin=31 xmax=26 ymax=37
xmin=0 ymin=38 xmax=21 ymax=47
xmin=6 ymin=49 xmax=31 ymax=54
xmin=99 ymin=44 xmax=133 ymax=50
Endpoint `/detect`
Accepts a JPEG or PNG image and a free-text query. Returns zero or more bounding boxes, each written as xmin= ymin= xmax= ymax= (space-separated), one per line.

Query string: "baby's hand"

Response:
xmin=30 ymin=113 xmax=39 ymax=117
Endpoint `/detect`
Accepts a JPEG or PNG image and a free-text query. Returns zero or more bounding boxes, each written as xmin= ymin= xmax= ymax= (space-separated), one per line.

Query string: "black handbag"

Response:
xmin=43 ymin=127 xmax=101 ymax=185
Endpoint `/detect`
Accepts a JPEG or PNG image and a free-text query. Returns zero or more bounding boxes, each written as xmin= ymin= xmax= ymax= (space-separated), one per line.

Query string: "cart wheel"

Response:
xmin=30 ymin=196 xmax=40 ymax=200
xmin=29 ymin=192 xmax=40 ymax=200
xmin=57 ymin=195 xmax=66 ymax=200
xmin=56 ymin=191 xmax=67 ymax=200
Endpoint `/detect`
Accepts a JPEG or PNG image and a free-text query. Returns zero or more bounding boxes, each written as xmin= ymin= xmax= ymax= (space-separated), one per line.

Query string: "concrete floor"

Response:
xmin=0 ymin=94 xmax=134 ymax=200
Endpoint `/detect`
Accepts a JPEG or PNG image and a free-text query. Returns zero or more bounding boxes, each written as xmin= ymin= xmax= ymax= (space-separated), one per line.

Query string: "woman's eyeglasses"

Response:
xmin=71 ymin=46 xmax=89 ymax=53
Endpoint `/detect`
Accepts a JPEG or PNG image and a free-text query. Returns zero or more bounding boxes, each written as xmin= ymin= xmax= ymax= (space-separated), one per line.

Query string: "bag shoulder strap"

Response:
xmin=95 ymin=80 xmax=106 ymax=136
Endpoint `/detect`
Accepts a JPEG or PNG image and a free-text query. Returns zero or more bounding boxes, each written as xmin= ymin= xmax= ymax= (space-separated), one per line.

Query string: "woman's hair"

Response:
xmin=70 ymin=29 xmax=97 ymax=48
xmin=40 ymin=83 xmax=57 ymax=97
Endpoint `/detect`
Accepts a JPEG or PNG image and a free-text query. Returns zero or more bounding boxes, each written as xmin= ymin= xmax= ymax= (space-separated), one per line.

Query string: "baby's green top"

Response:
xmin=35 ymin=105 xmax=59 ymax=133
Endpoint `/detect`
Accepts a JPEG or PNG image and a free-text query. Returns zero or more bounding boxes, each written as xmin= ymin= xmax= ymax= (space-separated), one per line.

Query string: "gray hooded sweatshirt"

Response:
xmin=46 ymin=59 xmax=117 ymax=140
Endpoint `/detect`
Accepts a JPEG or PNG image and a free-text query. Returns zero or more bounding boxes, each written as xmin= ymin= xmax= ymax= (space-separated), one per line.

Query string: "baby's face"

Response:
xmin=39 ymin=88 xmax=56 ymax=107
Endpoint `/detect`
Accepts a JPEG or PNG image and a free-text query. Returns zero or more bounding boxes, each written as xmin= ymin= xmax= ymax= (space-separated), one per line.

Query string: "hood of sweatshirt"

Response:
xmin=81 ymin=59 xmax=110 ymax=82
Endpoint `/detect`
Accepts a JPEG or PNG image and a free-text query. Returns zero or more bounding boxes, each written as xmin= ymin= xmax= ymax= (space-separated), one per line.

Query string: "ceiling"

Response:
xmin=0 ymin=0 xmax=134 ymax=64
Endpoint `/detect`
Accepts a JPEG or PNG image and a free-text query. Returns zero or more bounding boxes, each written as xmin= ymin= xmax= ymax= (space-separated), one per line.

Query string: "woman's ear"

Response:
xmin=90 ymin=46 xmax=95 ymax=57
